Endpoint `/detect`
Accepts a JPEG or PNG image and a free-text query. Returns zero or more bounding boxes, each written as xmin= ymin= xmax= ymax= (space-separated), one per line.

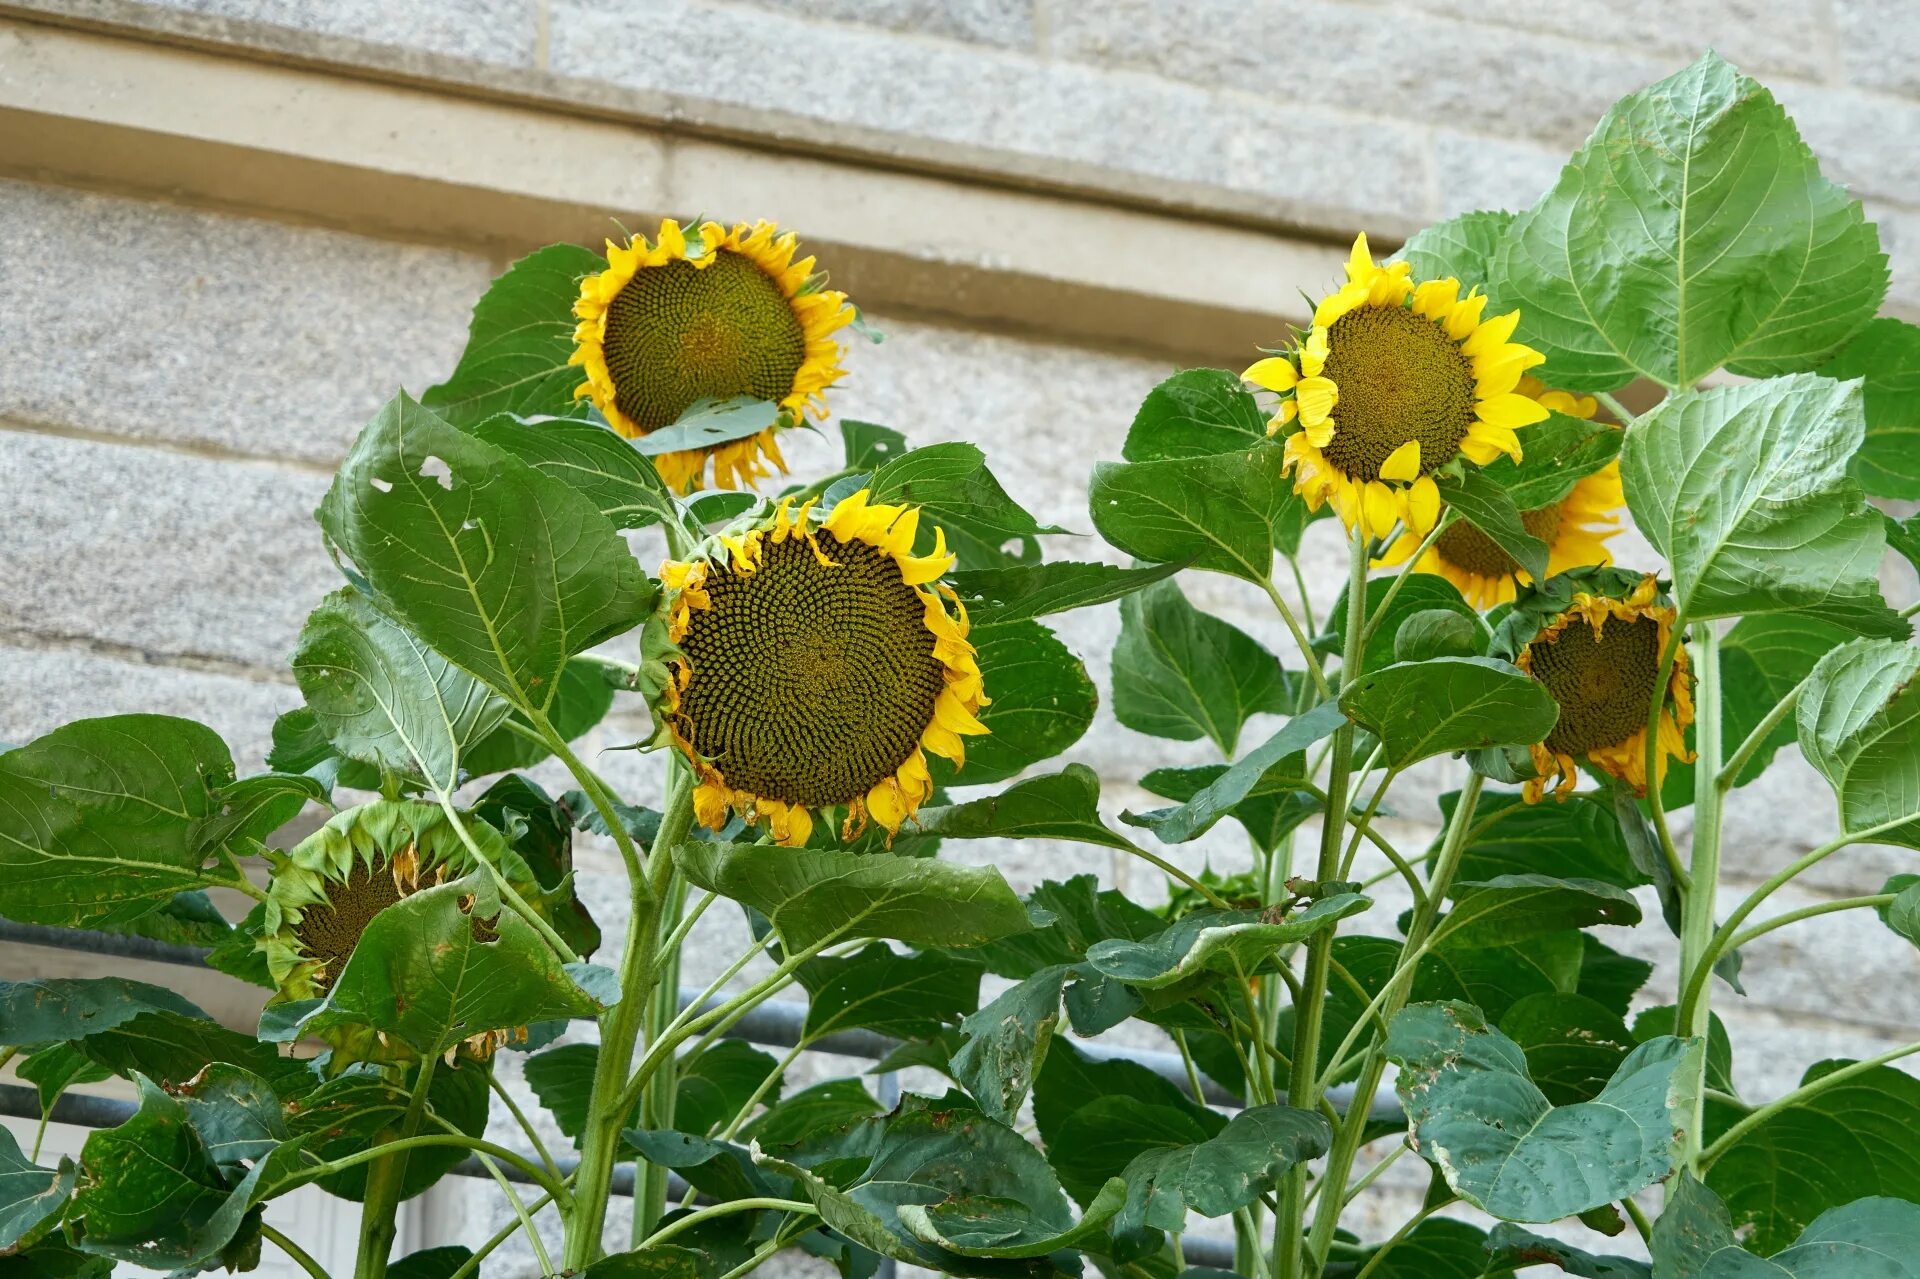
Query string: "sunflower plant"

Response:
xmin=5 ymin=49 xmax=1920 ymax=1279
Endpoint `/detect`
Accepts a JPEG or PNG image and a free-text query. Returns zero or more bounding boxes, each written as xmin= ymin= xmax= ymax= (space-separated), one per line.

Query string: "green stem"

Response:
xmin=1623 ymin=1197 xmax=1654 ymax=1246
xmin=1641 ymin=629 xmax=1687 ymax=895
xmin=432 ymin=791 xmax=580 ymax=965
xmin=353 ymin=1055 xmax=437 ymax=1279
xmin=1288 ymin=556 xmax=1319 ymax=637
xmin=1306 ymin=773 xmax=1485 ymax=1272
xmin=566 ymin=759 xmax=695 ymax=1269
xmin=1338 ymin=1142 xmax=1404 ymax=1207
xmin=1260 ymin=576 xmax=1333 ymax=699
xmin=1349 ymin=1202 xmax=1441 ymax=1279
xmin=292 ymin=1130 xmax=566 ymax=1204
xmin=1724 ymin=893 xmax=1897 ymax=952
xmin=1700 ymin=1040 xmax=1920 ymax=1170
xmin=448 ymin=1190 xmax=558 ymax=1279
xmin=1338 ymin=761 xmax=1394 ymax=881
xmin=1717 ymin=674 xmax=1807 ymax=792
xmin=713 ymin=1219 xmax=816 ymax=1279
xmin=634 ymin=867 xmax=690 ymax=1241
xmin=1675 ymin=623 xmax=1723 ymax=1173
xmin=1676 ymin=812 xmax=1920 ymax=1032
xmin=1278 ymin=527 xmax=1369 ymax=1279
xmin=1595 ymin=391 xmax=1635 ymax=422
xmin=487 ymin=1070 xmax=564 ymax=1189
xmin=1119 ymin=838 xmax=1235 ymax=910
xmin=1357 ymin=515 xmax=1453 ymax=652
xmin=462 ymin=1142 xmax=556 ymax=1277
xmin=639 ymin=1199 xmax=816 ymax=1251
xmin=719 ymin=1038 xmax=810 ymax=1141
xmin=261 ymin=1223 xmax=332 ymax=1279
xmin=539 ymin=714 xmax=647 ymax=889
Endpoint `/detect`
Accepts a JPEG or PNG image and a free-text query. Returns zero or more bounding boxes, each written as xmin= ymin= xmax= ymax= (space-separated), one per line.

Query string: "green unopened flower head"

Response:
xmin=261 ymin=800 xmax=550 ymax=1065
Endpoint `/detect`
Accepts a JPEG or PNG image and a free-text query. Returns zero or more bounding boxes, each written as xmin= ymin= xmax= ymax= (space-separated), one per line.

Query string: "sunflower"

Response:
xmin=571 ymin=218 xmax=854 ymax=493
xmin=262 ymin=801 xmax=555 ymax=1062
xmin=1242 ymin=233 xmax=1551 ymax=541
xmin=1507 ymin=573 xmax=1695 ymax=802
xmin=657 ymin=490 xmax=988 ymax=846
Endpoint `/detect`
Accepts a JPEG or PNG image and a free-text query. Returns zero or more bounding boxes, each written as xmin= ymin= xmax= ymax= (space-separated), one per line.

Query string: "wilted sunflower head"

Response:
xmin=262 ymin=801 xmax=549 ymax=1063
xmin=657 ymin=490 xmax=988 ymax=846
xmin=1497 ymin=571 xmax=1695 ymax=802
xmin=570 ymin=218 xmax=854 ymax=494
xmin=1242 ymin=233 xmax=1551 ymax=542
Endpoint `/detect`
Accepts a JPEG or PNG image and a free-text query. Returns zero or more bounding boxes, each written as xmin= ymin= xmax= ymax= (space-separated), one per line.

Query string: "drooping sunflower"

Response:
xmin=262 ymin=801 xmax=556 ymax=1063
xmin=1499 ymin=572 xmax=1695 ymax=803
xmin=1242 ymin=233 xmax=1551 ymax=541
xmin=571 ymin=218 xmax=854 ymax=493
xmin=657 ymin=490 xmax=988 ymax=846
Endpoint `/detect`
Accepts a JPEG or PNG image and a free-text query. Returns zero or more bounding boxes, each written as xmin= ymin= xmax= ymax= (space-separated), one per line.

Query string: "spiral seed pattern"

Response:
xmin=1530 ymin=613 xmax=1663 ymax=756
xmin=1319 ymin=304 xmax=1477 ymax=482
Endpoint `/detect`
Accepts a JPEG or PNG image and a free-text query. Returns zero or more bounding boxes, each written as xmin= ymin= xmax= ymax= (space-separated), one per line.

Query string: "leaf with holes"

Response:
xmin=1387 ymin=1001 xmax=1700 ymax=1222
xmin=1494 ymin=52 xmax=1885 ymax=391
xmin=318 ymin=392 xmax=652 ymax=716
xmin=950 ymin=966 xmax=1069 ymax=1125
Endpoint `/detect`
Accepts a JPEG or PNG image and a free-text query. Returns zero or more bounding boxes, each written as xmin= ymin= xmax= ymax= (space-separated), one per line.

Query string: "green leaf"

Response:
xmin=1654 ymin=1174 xmax=1920 ymax=1279
xmin=462 ymin=657 xmax=621 ymax=777
xmin=798 ymin=943 xmax=982 ymax=1042
xmin=628 ymin=396 xmax=779 ymax=456
xmin=1338 ymin=657 xmax=1559 ymax=769
xmin=1634 ymin=1005 xmax=1736 ymax=1095
xmin=1497 ymin=992 xmax=1635 ymax=1106
xmin=1878 ymin=875 xmax=1920 ymax=948
xmin=0 ymin=715 xmax=243 ymax=928
xmin=1386 ymin=1001 xmax=1701 ymax=1221
xmin=68 ymin=1075 xmax=306 ymax=1269
xmin=1033 ymin=1042 xmax=1223 ymax=1205
xmin=15 ymin=1044 xmax=110 ymax=1112
xmin=1705 ymin=1059 xmax=1920 ymax=1255
xmin=1121 ymin=702 xmax=1344 ymax=844
xmin=913 ymin=765 xmax=1136 ymax=852
xmin=950 ymin=966 xmax=1068 ymax=1124
xmin=290 ymin=1054 xmax=490 ymax=1203
xmin=676 ymin=1039 xmax=784 ymax=1139
xmin=298 ymin=867 xmax=606 ymax=1056
xmin=1888 ymin=512 xmax=1920 ymax=576
xmin=841 ymin=419 xmax=907 ymax=470
xmin=1797 ymin=638 xmax=1920 ymax=847
xmin=946 ymin=560 xmax=1183 ymax=626
xmin=934 ymin=619 xmax=1096 ymax=787
xmin=1446 ymin=791 xmax=1646 ymax=890
xmin=580 ymin=1245 xmax=712 ymax=1279
xmin=1121 ymin=369 xmax=1268 ymax=462
xmin=1621 ymin=375 xmax=1905 ymax=636
xmin=1814 ymin=317 xmax=1920 ymax=499
xmin=1113 ymin=1104 xmax=1330 ymax=1237
xmin=1433 ymin=471 xmax=1549 ymax=583
xmin=1324 ymin=574 xmax=1485 ymax=677
xmin=1716 ymin=613 xmax=1858 ymax=791
xmin=72 ymin=1008 xmax=301 ymax=1094
xmin=1345 ymin=1218 xmax=1507 ymax=1279
xmin=318 ymin=392 xmax=652 ymax=716
xmin=1477 ymin=411 xmax=1624 ymax=512
xmin=1090 ymin=447 xmax=1292 ymax=582
xmin=468 ymin=773 xmax=601 ymax=958
xmin=867 ymin=442 xmax=1057 ymax=569
xmin=624 ymin=1130 xmax=780 ymax=1204
xmin=1394 ymin=610 xmax=1481 ymax=663
xmin=1494 ymin=52 xmax=1886 ymax=392
xmin=967 ymin=875 xmax=1167 ymax=980
xmin=390 ymin=1246 xmax=476 ymax=1279
xmin=1137 ymin=765 xmax=1320 ymax=856
xmin=103 ymin=889 xmax=234 ymax=949
xmin=1482 ymin=1224 xmax=1648 ymax=1279
xmin=674 ymin=844 xmax=1031 ymax=952
xmin=1084 ymin=893 xmax=1370 ymax=990
xmin=0 ymin=977 xmax=207 ymax=1045
xmin=291 ymin=587 xmax=509 ymax=793
xmin=473 ymin=412 xmax=678 ymax=531
xmin=739 ymin=1079 xmax=882 ymax=1152
xmin=422 ymin=242 xmax=603 ymax=426
xmin=1392 ymin=210 xmax=1513 ymax=294
xmin=1112 ymin=580 xmax=1290 ymax=754
xmin=523 ymin=1042 xmax=610 ymax=1145
xmin=755 ymin=1100 xmax=1099 ymax=1277
xmin=173 ymin=1064 xmax=289 ymax=1167
xmin=0 ymin=1126 xmax=71 ymax=1252
xmin=1439 ymin=875 xmax=1643 ymax=948
xmin=1579 ymin=937 xmax=1656 ymax=1020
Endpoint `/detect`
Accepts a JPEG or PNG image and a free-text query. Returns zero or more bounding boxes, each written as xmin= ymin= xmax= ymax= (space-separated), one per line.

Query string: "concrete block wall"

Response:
xmin=3 ymin=0 xmax=1919 ymax=1267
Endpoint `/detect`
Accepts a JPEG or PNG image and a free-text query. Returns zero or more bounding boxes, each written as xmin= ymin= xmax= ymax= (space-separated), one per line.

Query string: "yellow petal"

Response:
xmin=1299 ymin=326 xmax=1330 ymax=377
xmin=1379 ymin=439 xmax=1421 ymax=482
xmin=1445 ymin=292 xmax=1489 ymax=340
xmin=1304 ymin=414 xmax=1337 ymax=448
xmin=1296 ymin=376 xmax=1338 ymax=427
xmin=1406 ymin=475 xmax=1441 ymax=535
xmin=1362 ymin=481 xmax=1399 ymax=540
xmin=1461 ymin=309 xmax=1522 ymax=357
xmin=1465 ymin=420 xmax=1524 ymax=462
xmin=1475 ymin=393 xmax=1552 ymax=431
xmin=1345 ymin=232 xmax=1374 ymax=282
xmin=1242 ymin=356 xmax=1299 ymax=392
xmin=1313 ymin=284 xmax=1369 ymax=331
xmin=1412 ymin=278 xmax=1460 ymax=321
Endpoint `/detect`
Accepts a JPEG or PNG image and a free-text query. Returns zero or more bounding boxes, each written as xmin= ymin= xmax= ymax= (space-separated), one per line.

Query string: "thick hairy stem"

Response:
xmin=1277 ymin=528 xmax=1369 ymax=1279
xmin=1676 ymin=623 xmax=1724 ymax=1174
xmin=353 ymin=1055 xmax=437 ymax=1279
xmin=565 ymin=760 xmax=695 ymax=1269
xmin=634 ymin=868 xmax=689 ymax=1240
xmin=1306 ymin=773 xmax=1484 ymax=1271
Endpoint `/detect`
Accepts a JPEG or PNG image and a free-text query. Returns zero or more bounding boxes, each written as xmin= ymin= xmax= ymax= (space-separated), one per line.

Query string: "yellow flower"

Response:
xmin=657 ymin=490 xmax=988 ymax=846
xmin=570 ymin=218 xmax=854 ymax=493
xmin=1242 ymin=233 xmax=1551 ymax=542
xmin=1514 ymin=575 xmax=1694 ymax=802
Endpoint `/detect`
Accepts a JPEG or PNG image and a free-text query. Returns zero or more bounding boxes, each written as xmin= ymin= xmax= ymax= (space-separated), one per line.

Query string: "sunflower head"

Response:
xmin=1492 ymin=570 xmax=1695 ymax=802
xmin=656 ymin=490 xmax=988 ymax=847
xmin=262 ymin=801 xmax=552 ymax=1063
xmin=1242 ymin=233 xmax=1551 ymax=542
xmin=570 ymin=218 xmax=854 ymax=494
